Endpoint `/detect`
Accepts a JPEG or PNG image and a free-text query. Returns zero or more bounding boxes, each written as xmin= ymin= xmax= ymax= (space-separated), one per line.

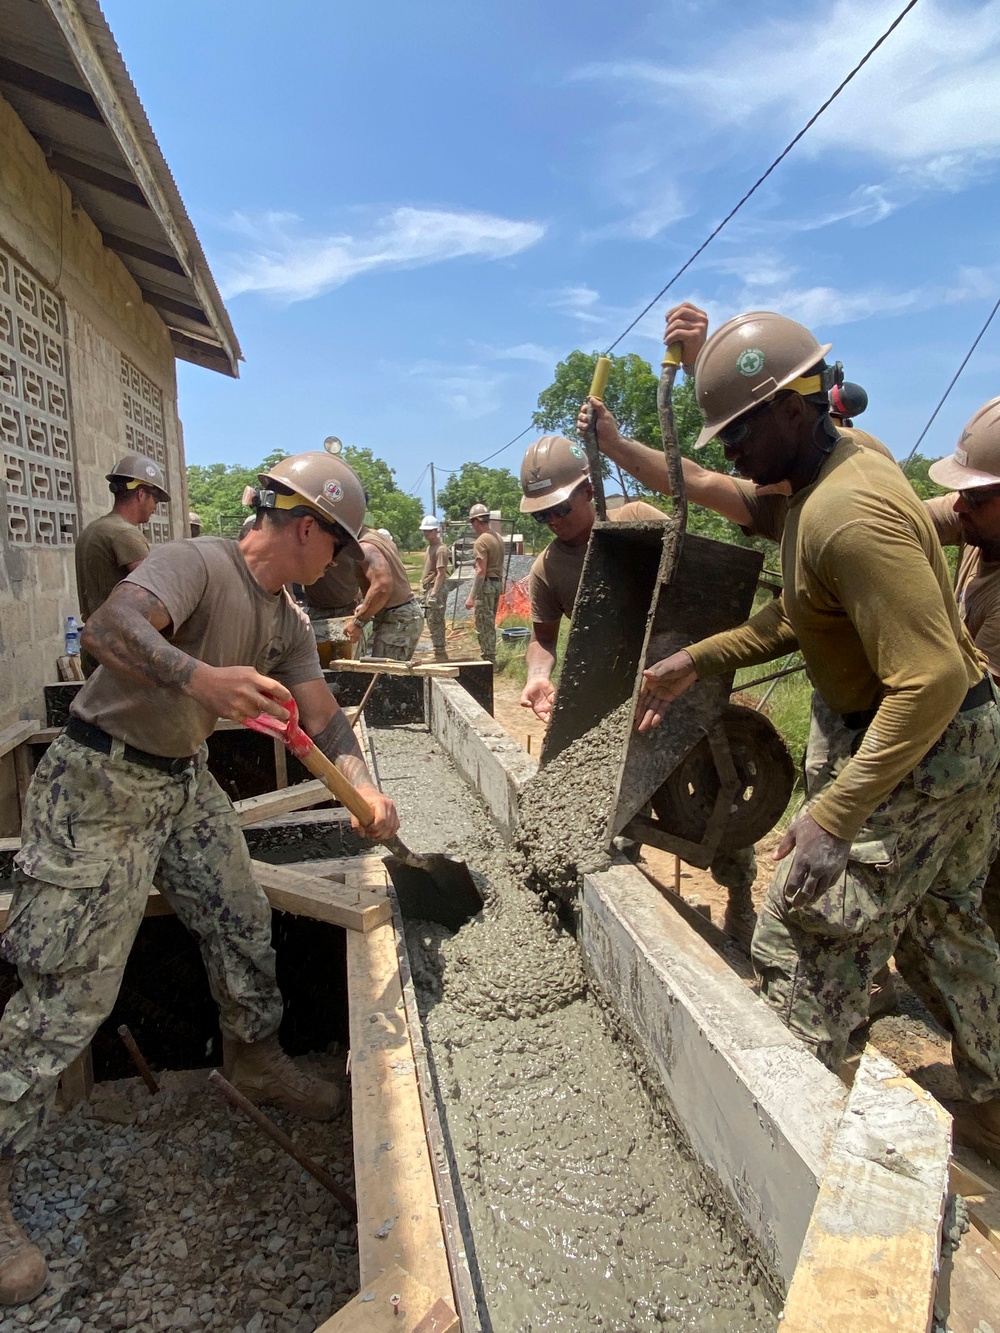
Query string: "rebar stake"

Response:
xmin=117 ymin=1024 xmax=159 ymax=1095
xmin=207 ymin=1070 xmax=357 ymax=1220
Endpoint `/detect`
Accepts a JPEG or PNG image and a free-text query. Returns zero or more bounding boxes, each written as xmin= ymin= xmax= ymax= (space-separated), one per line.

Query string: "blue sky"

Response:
xmin=102 ymin=0 xmax=1000 ymax=510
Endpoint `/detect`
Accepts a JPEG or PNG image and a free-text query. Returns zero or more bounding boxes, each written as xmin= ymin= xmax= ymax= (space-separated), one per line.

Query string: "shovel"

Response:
xmin=244 ymin=701 xmax=482 ymax=931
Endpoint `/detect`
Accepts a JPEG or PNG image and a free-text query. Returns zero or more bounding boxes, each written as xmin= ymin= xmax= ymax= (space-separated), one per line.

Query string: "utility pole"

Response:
xmin=430 ymin=462 xmax=436 ymax=517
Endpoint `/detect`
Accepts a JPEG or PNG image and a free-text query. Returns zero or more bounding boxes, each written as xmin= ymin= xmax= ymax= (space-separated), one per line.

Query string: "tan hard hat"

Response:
xmin=188 ymin=511 xmax=201 ymax=526
xmin=928 ymin=398 xmax=1000 ymax=490
xmin=519 ymin=436 xmax=590 ymax=513
xmin=469 ymin=503 xmax=490 ymax=520
xmin=692 ymin=312 xmax=833 ymax=449
xmin=106 ymin=452 xmax=171 ymax=501
xmin=258 ymin=452 xmax=366 ymax=558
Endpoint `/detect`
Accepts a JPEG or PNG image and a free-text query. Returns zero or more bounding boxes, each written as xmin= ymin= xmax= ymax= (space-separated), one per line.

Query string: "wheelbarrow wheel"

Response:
xmin=650 ymin=704 xmax=795 ymax=853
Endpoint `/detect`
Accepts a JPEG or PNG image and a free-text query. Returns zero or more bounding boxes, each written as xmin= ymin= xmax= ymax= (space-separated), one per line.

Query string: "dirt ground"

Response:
xmin=488 ymin=670 xmax=1000 ymax=1191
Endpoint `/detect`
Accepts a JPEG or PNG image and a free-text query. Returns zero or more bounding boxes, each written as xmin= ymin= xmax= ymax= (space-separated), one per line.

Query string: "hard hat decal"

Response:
xmin=956 ymin=447 xmax=969 ymax=466
xmin=324 ymin=480 xmax=344 ymax=502
xmin=145 ymin=465 xmax=156 ymax=477
xmin=736 ymin=349 xmax=765 ymax=377
xmin=569 ymin=445 xmax=585 ymax=459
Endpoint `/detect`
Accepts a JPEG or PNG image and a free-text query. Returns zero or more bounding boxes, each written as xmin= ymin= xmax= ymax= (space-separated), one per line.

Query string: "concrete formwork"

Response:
xmin=427 ymin=676 xmax=957 ymax=1319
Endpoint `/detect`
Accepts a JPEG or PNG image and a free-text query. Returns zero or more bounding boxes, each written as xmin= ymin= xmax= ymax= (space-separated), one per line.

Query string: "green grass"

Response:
xmin=495 ymin=614 xmax=571 ymax=691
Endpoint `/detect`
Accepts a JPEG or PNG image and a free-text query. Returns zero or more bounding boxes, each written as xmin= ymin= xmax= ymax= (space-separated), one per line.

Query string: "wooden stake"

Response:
xmin=526 ymin=734 xmax=532 ymax=754
xmin=117 ymin=1024 xmax=159 ymax=1095
xmin=673 ymin=854 xmax=681 ymax=894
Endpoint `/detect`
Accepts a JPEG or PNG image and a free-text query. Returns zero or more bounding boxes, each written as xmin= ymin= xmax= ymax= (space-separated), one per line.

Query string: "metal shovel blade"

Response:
xmin=382 ymin=841 xmax=482 ymax=932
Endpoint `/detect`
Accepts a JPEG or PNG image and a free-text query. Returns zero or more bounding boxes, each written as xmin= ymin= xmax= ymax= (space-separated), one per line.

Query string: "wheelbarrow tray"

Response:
xmin=540 ymin=519 xmax=763 ymax=839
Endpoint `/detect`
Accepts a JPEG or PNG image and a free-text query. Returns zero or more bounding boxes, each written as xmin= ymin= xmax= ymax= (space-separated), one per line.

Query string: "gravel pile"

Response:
xmin=2 ymin=1066 xmax=355 ymax=1333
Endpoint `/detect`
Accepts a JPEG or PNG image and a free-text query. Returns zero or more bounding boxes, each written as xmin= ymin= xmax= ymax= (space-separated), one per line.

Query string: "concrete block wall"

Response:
xmin=0 ymin=91 xmax=187 ymax=830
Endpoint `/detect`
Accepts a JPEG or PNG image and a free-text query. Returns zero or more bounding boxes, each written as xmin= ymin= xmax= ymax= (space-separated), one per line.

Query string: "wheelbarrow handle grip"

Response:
xmin=295 ymin=740 xmax=377 ymax=828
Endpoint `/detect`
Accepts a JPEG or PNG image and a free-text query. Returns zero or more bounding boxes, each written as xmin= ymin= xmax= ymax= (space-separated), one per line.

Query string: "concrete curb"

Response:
xmin=581 ymin=860 xmax=847 ymax=1288
xmin=428 ymin=677 xmax=536 ymax=836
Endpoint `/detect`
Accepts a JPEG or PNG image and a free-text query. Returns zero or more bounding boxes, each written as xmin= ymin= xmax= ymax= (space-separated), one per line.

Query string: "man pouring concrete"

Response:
xmin=0 ymin=451 xmax=399 ymax=1305
xmin=635 ymin=310 xmax=1000 ymax=1163
xmin=464 ymin=503 xmax=504 ymax=663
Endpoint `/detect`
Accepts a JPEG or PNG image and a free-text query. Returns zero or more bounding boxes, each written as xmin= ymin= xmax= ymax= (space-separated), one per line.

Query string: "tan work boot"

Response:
xmin=951 ymin=1097 xmax=1000 ymax=1167
xmin=223 ymin=1034 xmax=345 ymax=1121
xmin=0 ymin=1156 xmax=47 ymax=1306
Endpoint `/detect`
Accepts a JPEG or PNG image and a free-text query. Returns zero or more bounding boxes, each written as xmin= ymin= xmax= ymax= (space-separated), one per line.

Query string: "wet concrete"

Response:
xmin=515 ymin=701 xmax=632 ymax=902
xmin=372 ymin=723 xmax=776 ymax=1332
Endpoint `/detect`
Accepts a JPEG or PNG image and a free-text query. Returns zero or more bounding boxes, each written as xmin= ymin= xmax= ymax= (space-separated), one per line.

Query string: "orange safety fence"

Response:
xmin=496 ymin=576 xmax=531 ymax=624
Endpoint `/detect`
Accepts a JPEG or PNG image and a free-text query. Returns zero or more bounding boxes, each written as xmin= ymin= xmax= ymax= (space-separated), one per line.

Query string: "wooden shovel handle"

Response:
xmin=296 ymin=741 xmax=376 ymax=828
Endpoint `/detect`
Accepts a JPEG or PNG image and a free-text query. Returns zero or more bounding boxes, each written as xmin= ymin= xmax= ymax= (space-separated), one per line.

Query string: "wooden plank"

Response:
xmin=0 ymin=720 xmax=41 ymax=761
xmin=347 ymin=922 xmax=454 ymax=1300
xmin=56 ymin=1047 xmax=94 ymax=1110
xmin=233 ymin=779 xmax=332 ymax=827
xmin=329 ymin=660 xmax=460 ymax=678
xmin=251 ymin=859 xmax=390 ymax=933
xmin=22 ymin=727 xmax=62 ymax=746
xmin=780 ymin=1046 xmax=951 ymax=1333
xmin=937 ymin=1232 xmax=1000 ymax=1333
xmin=313 ymin=1265 xmax=457 ymax=1332
xmin=12 ymin=743 xmax=36 ymax=824
xmin=242 ymin=807 xmax=351 ymax=832
xmin=272 ymin=736 xmax=288 ymax=791
xmin=0 ymin=838 xmax=20 ymax=854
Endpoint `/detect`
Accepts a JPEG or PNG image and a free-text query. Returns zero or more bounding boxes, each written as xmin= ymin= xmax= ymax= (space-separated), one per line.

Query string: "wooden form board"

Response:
xmin=329 ymin=660 xmax=460 ymax=678
xmin=314 ymin=1266 xmax=457 ymax=1332
xmin=780 ymin=1045 xmax=951 ymax=1332
xmin=0 ymin=720 xmax=40 ymax=760
xmin=234 ymin=780 xmax=332 ymax=826
xmin=0 ymin=853 xmax=391 ymax=935
xmin=346 ymin=921 xmax=454 ymax=1304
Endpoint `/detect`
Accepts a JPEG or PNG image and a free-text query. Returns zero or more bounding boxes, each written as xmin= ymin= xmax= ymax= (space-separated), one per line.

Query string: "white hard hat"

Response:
xmin=377 ymin=528 xmax=392 ymax=539
xmin=419 ymin=514 xmax=440 ymax=531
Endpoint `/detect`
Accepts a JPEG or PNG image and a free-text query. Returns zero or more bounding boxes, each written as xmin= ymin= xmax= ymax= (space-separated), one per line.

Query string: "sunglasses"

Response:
xmin=716 ymin=400 xmax=774 ymax=448
xmin=960 ymin=485 xmax=1000 ymax=511
xmin=534 ymin=498 xmax=575 ymax=523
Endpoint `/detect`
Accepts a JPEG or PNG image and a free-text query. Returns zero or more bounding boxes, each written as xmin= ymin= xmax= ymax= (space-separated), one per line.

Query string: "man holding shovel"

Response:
xmin=0 ymin=451 xmax=398 ymax=1305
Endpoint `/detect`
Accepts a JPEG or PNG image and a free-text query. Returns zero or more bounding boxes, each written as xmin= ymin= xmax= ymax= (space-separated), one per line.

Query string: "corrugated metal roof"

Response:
xmin=0 ymin=0 xmax=241 ymax=377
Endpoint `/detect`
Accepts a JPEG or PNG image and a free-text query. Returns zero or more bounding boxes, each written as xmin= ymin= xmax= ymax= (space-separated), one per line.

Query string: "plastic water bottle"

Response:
xmin=65 ymin=615 xmax=81 ymax=656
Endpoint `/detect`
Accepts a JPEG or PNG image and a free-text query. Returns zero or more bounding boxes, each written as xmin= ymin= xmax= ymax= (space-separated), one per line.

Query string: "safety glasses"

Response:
xmin=716 ymin=399 xmax=774 ymax=448
xmin=961 ymin=485 xmax=1000 ymax=511
xmin=534 ymin=498 xmax=575 ymax=523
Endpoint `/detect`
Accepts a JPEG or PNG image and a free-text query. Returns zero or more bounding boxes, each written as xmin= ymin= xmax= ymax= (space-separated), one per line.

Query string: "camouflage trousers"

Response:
xmin=0 ymin=734 xmax=282 ymax=1155
xmin=422 ymin=591 xmax=448 ymax=653
xmin=752 ymin=689 xmax=1000 ymax=1099
xmin=474 ymin=578 xmax=502 ymax=663
xmin=371 ymin=598 xmax=423 ymax=661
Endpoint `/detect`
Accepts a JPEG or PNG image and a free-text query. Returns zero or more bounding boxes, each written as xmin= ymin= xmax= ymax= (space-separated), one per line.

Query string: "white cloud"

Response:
xmin=482 ymin=342 xmax=556 ymax=366
xmin=220 ymin=206 xmax=546 ymax=301
xmin=407 ymin=360 xmax=506 ymax=422
xmin=549 ymin=284 xmax=604 ymax=324
xmin=576 ymin=1 xmax=1000 ymax=171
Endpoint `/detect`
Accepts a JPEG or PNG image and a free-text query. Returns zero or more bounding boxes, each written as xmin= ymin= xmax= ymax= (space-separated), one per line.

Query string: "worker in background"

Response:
xmin=925 ymin=399 xmax=1000 ymax=944
xmin=74 ymin=453 xmax=170 ymax=676
xmin=301 ymin=550 xmax=367 ymax=665
xmin=420 ymin=515 xmax=451 ymax=662
xmin=188 ymin=512 xmax=202 ymax=538
xmin=465 ymin=503 xmax=504 ymax=664
xmin=518 ymin=435 xmax=758 ymax=944
xmin=634 ymin=309 xmax=1000 ymax=1166
xmin=0 ymin=452 xmax=399 ymax=1305
xmin=343 ymin=526 xmax=423 ymax=661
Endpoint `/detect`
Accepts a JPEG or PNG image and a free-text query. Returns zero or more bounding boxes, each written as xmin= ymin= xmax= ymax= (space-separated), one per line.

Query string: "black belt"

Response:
xmin=841 ymin=675 xmax=994 ymax=732
xmin=65 ymin=718 xmax=196 ymax=776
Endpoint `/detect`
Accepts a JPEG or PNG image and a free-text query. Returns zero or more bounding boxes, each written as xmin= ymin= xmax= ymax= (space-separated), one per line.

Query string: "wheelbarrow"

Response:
xmin=539 ymin=347 xmax=793 ymax=869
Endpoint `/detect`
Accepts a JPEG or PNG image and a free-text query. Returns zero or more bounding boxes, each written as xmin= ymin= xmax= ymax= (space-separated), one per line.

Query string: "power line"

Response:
xmin=902 ymin=291 xmax=1000 ymax=471
xmin=605 ymin=0 xmax=920 ymax=353
xmin=470 ymin=0 xmax=920 ymax=466
xmin=405 ymin=464 xmax=428 ymax=497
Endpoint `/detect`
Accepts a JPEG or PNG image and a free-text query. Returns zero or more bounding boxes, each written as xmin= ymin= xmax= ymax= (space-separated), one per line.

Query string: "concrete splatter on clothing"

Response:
xmin=370 ymin=598 xmax=422 ymax=660
xmin=0 ymin=735 xmax=281 ymax=1155
xmin=753 ymin=695 xmax=1000 ymax=1098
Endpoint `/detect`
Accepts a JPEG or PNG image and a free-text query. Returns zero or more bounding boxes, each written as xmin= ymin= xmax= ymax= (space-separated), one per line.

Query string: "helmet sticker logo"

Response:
xmin=955 ymin=447 xmax=969 ymax=466
xmin=569 ymin=445 xmax=585 ymax=459
xmin=736 ymin=348 xmax=765 ymax=377
xmin=526 ymin=478 xmax=551 ymax=492
xmin=323 ymin=480 xmax=343 ymax=502
xmin=145 ymin=465 xmax=156 ymax=477
xmin=529 ymin=467 xmax=542 ymax=482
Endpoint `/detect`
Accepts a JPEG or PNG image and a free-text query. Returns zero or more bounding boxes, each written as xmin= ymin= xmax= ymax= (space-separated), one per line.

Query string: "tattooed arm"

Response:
xmin=293 ymin=678 xmax=400 ymax=839
xmin=83 ymin=583 xmax=292 ymax=722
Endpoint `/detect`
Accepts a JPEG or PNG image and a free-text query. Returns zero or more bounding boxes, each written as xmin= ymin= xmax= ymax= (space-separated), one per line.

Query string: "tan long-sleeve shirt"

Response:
xmin=687 ymin=438 xmax=984 ymax=840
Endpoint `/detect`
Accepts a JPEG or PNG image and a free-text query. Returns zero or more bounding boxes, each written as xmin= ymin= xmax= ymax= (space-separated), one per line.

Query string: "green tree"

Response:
xmin=903 ymin=453 xmax=947 ymax=501
xmin=342 ymin=445 xmax=423 ymax=549
xmin=437 ymin=462 xmax=524 ymax=524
